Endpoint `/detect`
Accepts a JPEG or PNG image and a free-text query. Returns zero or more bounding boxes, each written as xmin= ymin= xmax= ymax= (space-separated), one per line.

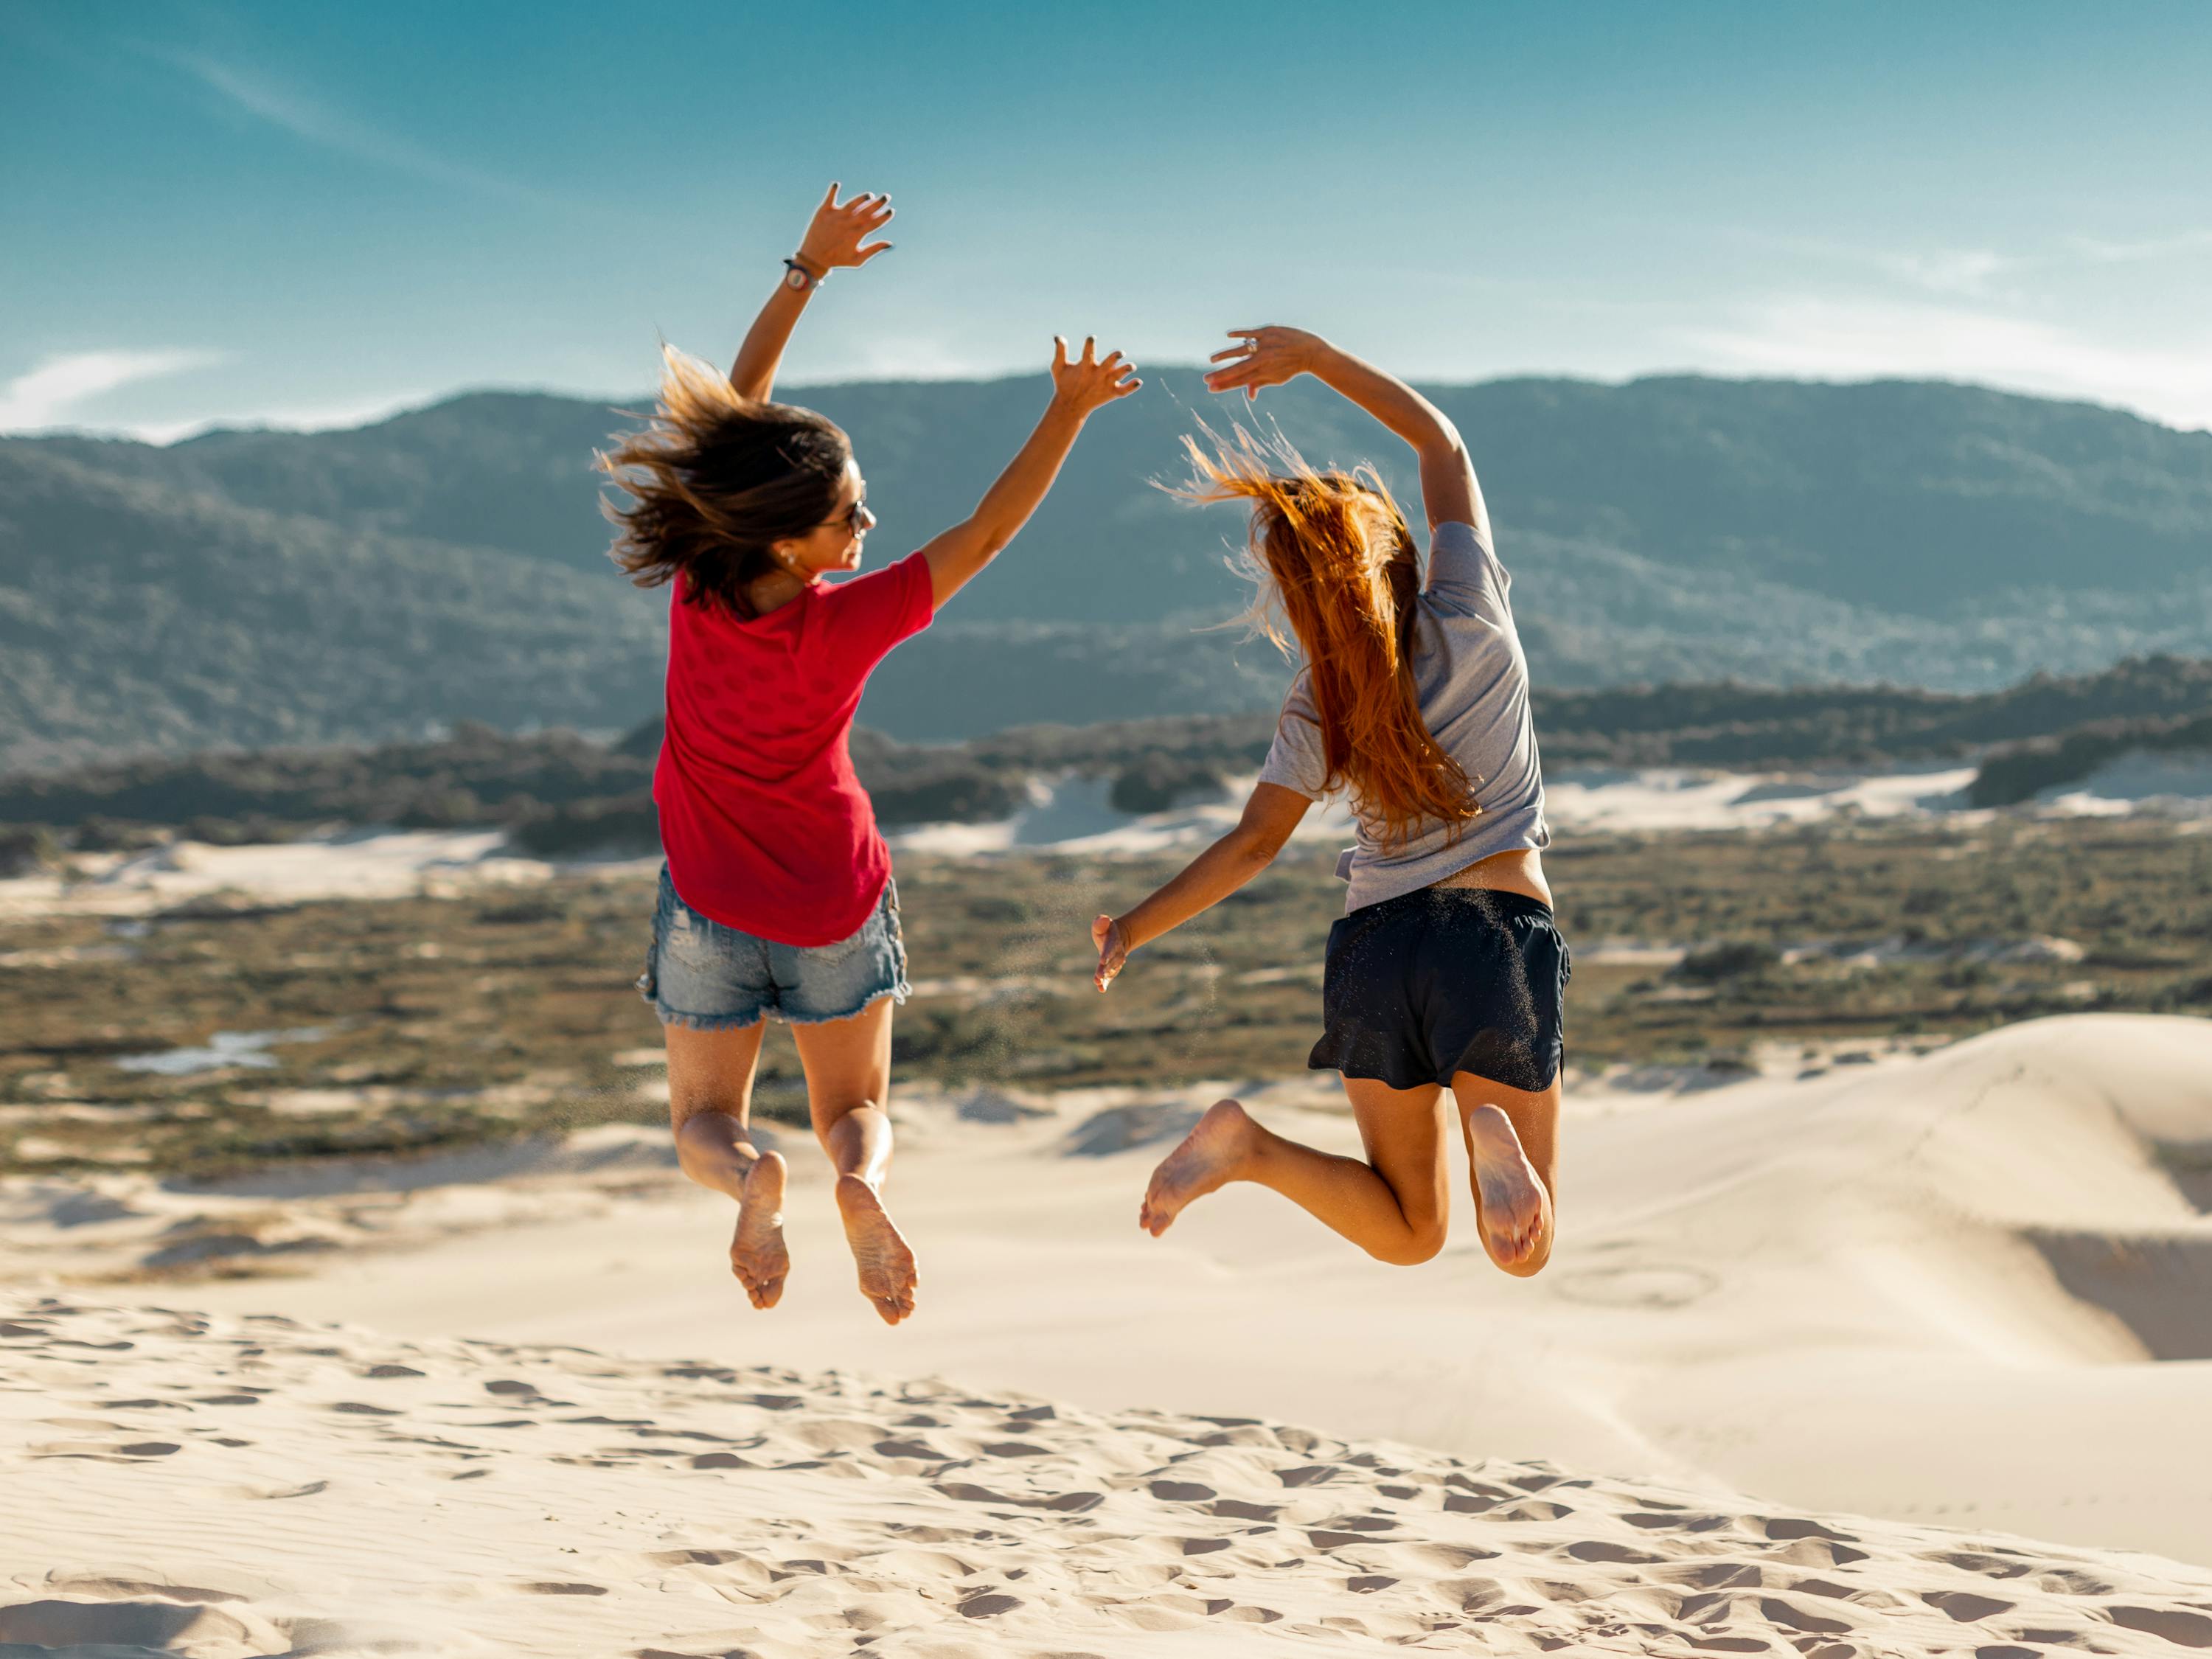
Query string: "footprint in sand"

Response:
xmin=0 ymin=1599 xmax=266 ymax=1652
xmin=1554 ymin=1264 xmax=1719 ymax=1308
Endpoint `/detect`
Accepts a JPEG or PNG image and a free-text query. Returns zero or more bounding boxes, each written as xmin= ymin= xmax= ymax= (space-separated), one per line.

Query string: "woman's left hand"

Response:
xmin=1204 ymin=324 xmax=1326 ymax=401
xmin=1092 ymin=914 xmax=1131 ymax=992
xmin=795 ymin=182 xmax=895 ymax=274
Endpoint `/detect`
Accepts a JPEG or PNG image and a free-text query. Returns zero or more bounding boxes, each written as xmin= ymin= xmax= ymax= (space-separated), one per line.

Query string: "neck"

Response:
xmin=745 ymin=568 xmax=815 ymax=616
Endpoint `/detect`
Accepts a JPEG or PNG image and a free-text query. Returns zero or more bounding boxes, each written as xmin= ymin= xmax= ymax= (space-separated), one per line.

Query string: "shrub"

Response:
xmin=1674 ymin=940 xmax=1782 ymax=981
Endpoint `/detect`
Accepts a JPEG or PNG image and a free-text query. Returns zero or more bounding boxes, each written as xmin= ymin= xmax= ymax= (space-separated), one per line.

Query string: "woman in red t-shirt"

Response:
xmin=600 ymin=185 xmax=1138 ymax=1324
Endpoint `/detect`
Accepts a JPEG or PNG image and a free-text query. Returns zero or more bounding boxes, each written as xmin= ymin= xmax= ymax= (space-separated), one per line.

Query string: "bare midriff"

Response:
xmin=1428 ymin=846 xmax=1552 ymax=909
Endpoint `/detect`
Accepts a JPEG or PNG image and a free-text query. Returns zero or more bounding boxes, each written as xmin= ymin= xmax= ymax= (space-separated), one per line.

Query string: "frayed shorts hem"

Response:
xmin=650 ymin=1005 xmax=767 ymax=1034
xmin=1311 ymin=1057 xmax=1565 ymax=1094
xmin=647 ymin=981 xmax=910 ymax=1032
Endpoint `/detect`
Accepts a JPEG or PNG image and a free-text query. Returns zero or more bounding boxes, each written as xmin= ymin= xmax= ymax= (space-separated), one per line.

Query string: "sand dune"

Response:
xmin=7 ymin=1015 xmax=2208 ymax=1600
xmin=7 ymin=1295 xmax=2212 ymax=1658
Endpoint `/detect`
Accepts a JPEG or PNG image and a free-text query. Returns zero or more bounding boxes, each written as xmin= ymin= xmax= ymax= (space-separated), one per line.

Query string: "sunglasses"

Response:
xmin=818 ymin=497 xmax=874 ymax=534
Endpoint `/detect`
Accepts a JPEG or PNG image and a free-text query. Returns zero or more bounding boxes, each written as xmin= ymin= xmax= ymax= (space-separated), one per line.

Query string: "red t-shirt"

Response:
xmin=654 ymin=553 xmax=935 ymax=947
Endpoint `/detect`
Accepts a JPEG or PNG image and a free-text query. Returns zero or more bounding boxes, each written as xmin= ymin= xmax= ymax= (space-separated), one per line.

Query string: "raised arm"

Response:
xmin=915 ymin=335 xmax=1139 ymax=609
xmin=1091 ymin=782 xmax=1312 ymax=992
xmin=726 ymin=183 xmax=894 ymax=403
xmin=1204 ymin=326 xmax=1489 ymax=541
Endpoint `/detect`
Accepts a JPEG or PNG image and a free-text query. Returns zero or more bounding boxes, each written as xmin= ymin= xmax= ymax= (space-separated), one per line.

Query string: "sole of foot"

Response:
xmin=731 ymin=1150 xmax=790 ymax=1310
xmin=1139 ymin=1098 xmax=1251 ymax=1237
xmin=835 ymin=1172 xmax=917 ymax=1324
xmin=1466 ymin=1103 xmax=1551 ymax=1273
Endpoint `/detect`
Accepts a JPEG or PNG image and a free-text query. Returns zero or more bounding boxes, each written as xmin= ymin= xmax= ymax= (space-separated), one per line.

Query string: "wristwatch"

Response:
xmin=782 ymin=257 xmax=826 ymax=292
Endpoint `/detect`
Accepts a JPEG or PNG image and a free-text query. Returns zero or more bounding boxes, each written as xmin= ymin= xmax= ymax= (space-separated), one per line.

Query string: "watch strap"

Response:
xmin=783 ymin=256 xmax=827 ymax=289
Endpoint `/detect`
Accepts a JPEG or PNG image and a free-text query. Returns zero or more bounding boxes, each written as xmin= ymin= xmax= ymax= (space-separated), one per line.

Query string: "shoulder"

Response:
xmin=1424 ymin=519 xmax=1511 ymax=618
xmin=821 ymin=552 xmax=928 ymax=603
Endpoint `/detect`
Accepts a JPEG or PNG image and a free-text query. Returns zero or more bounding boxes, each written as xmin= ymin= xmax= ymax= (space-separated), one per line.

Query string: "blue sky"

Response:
xmin=4 ymin=0 xmax=2211 ymax=439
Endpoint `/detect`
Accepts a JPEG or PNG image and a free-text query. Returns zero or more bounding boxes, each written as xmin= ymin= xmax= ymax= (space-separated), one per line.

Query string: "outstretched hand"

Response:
xmin=1203 ymin=324 xmax=1326 ymax=402
xmin=1050 ymin=335 xmax=1141 ymax=417
xmin=796 ymin=182 xmax=895 ymax=274
xmin=1091 ymin=914 xmax=1130 ymax=992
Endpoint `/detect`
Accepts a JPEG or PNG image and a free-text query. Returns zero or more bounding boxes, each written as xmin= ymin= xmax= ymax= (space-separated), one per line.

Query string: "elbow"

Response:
xmin=1234 ymin=829 xmax=1289 ymax=870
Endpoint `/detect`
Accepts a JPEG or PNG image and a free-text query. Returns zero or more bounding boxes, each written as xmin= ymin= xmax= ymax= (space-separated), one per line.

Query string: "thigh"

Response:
xmin=1449 ymin=1072 xmax=1562 ymax=1197
xmin=666 ymin=1021 xmax=768 ymax=1133
xmin=1342 ymin=1075 xmax=1453 ymax=1233
xmin=788 ymin=991 xmax=896 ymax=1139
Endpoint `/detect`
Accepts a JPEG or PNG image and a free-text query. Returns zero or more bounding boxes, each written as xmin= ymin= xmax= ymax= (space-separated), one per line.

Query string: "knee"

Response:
xmin=1370 ymin=1219 xmax=1447 ymax=1267
xmin=672 ymin=1107 xmax=745 ymax=1166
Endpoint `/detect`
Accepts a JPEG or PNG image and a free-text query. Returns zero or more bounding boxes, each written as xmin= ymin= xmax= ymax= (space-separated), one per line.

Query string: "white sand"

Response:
xmin=10 ymin=1296 xmax=2211 ymax=1659
xmin=0 ymin=829 xmax=643 ymax=920
xmin=7 ymin=1014 xmax=2212 ymax=1654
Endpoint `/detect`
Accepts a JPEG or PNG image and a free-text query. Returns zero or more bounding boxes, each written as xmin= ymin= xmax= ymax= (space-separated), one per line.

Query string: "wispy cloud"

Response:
xmin=2067 ymin=229 xmax=2212 ymax=265
xmin=0 ymin=349 xmax=225 ymax=433
xmin=152 ymin=46 xmax=554 ymax=205
xmin=1677 ymin=297 xmax=2212 ymax=431
xmin=1723 ymin=231 xmax=2026 ymax=299
xmin=130 ymin=389 xmax=441 ymax=446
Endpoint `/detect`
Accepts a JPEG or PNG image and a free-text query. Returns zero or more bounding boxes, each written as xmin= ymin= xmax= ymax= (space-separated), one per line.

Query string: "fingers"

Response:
xmin=857 ymin=240 xmax=894 ymax=262
xmin=821 ymin=181 xmax=841 ymax=208
xmin=1081 ymin=335 xmax=1097 ymax=365
xmin=1052 ymin=335 xmax=1069 ymax=369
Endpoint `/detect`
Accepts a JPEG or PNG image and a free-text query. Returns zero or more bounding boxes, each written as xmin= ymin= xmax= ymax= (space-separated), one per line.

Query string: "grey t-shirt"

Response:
xmin=1255 ymin=519 xmax=1548 ymax=913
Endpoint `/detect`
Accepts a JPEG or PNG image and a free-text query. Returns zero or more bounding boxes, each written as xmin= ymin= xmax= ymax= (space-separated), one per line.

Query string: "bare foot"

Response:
xmin=729 ymin=1150 xmax=790 ymax=1309
xmin=1466 ymin=1104 xmax=1551 ymax=1273
xmin=1139 ymin=1099 xmax=1253 ymax=1237
xmin=835 ymin=1173 xmax=917 ymax=1324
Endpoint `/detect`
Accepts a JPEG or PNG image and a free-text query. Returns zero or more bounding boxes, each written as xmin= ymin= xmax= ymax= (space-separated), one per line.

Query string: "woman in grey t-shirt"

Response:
xmin=1091 ymin=326 xmax=1567 ymax=1278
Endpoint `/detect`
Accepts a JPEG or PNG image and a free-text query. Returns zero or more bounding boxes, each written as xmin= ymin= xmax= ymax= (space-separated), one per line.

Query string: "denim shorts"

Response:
xmin=638 ymin=865 xmax=910 ymax=1031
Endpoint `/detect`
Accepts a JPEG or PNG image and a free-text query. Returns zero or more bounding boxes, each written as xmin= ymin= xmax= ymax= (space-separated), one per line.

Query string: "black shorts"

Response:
xmin=1310 ymin=886 xmax=1571 ymax=1093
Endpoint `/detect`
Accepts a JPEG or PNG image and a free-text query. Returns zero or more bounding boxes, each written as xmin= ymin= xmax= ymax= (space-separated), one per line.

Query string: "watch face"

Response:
xmin=785 ymin=265 xmax=810 ymax=291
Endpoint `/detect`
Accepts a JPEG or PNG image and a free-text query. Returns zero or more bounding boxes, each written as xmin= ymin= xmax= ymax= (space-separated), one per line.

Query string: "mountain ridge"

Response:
xmin=6 ymin=370 xmax=2210 ymax=768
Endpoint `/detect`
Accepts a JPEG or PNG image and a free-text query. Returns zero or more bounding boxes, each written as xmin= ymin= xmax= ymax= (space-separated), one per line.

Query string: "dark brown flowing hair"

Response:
xmin=1173 ymin=425 xmax=1480 ymax=849
xmin=597 ymin=346 xmax=851 ymax=619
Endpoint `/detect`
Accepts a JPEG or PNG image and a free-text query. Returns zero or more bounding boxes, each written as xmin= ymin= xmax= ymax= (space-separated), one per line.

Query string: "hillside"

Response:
xmin=6 ymin=372 xmax=2211 ymax=765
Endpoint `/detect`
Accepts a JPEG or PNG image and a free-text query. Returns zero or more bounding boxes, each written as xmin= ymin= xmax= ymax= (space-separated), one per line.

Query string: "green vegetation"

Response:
xmin=4 ymin=655 xmax=2207 ymax=848
xmin=5 ymin=817 xmax=2207 ymax=1180
xmin=1969 ymin=711 xmax=2212 ymax=805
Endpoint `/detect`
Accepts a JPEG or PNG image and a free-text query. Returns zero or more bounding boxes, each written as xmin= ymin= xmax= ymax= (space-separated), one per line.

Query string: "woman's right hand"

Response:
xmin=794 ymin=182 xmax=895 ymax=275
xmin=1092 ymin=914 xmax=1131 ymax=992
xmin=1204 ymin=325 xmax=1327 ymax=401
xmin=1049 ymin=335 xmax=1142 ymax=417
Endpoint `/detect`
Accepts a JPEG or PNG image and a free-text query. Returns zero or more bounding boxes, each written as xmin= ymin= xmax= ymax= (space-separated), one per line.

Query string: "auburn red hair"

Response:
xmin=1174 ymin=425 xmax=1480 ymax=849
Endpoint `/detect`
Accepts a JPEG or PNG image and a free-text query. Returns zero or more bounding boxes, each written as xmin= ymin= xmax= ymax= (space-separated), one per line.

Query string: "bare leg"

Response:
xmin=1451 ymin=1071 xmax=1560 ymax=1277
xmin=1140 ymin=1079 xmax=1451 ymax=1266
xmin=790 ymin=994 xmax=917 ymax=1324
xmin=666 ymin=1021 xmax=790 ymax=1309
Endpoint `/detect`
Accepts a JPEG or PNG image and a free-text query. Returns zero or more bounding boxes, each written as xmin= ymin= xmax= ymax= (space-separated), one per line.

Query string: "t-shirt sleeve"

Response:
xmin=1424 ymin=520 xmax=1513 ymax=622
xmin=1254 ymin=672 xmax=1332 ymax=801
xmin=823 ymin=552 xmax=936 ymax=667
